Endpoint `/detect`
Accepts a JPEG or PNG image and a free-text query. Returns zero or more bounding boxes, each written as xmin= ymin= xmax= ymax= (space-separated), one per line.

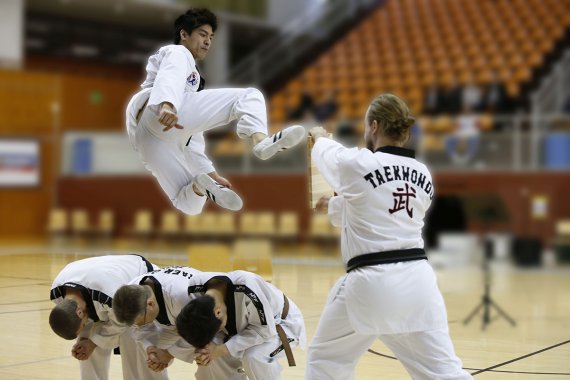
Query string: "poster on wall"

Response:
xmin=0 ymin=139 xmax=40 ymax=187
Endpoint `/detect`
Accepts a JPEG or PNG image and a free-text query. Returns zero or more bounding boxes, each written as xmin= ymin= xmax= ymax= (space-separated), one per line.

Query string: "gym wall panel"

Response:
xmin=26 ymin=55 xmax=144 ymax=81
xmin=60 ymin=74 xmax=139 ymax=130
xmin=0 ymin=140 xmax=55 ymax=237
xmin=0 ymin=70 xmax=59 ymax=134
xmin=56 ymin=174 xmax=311 ymax=237
xmin=0 ymin=69 xmax=137 ymax=238
xmin=53 ymin=172 xmax=570 ymax=244
xmin=435 ymin=172 xmax=570 ymax=245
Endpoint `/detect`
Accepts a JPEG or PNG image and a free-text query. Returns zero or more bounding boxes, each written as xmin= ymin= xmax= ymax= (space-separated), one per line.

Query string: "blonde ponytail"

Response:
xmin=367 ymin=94 xmax=414 ymax=144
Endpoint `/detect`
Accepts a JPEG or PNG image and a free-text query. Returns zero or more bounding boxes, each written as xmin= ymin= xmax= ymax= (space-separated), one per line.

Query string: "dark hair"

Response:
xmin=176 ymin=295 xmax=221 ymax=348
xmin=174 ymin=8 xmax=218 ymax=44
xmin=49 ymin=299 xmax=82 ymax=340
xmin=367 ymin=93 xmax=415 ymax=144
xmin=112 ymin=285 xmax=149 ymax=325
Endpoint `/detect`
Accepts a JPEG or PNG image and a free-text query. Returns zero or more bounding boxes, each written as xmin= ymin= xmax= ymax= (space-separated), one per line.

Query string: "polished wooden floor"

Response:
xmin=0 ymin=239 xmax=569 ymax=379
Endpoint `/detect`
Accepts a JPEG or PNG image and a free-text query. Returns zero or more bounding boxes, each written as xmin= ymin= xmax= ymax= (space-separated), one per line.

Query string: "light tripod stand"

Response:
xmin=460 ymin=194 xmax=516 ymax=330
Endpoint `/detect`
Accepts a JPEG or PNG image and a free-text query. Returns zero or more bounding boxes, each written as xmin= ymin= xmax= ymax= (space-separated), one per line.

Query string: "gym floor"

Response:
xmin=0 ymin=239 xmax=569 ymax=379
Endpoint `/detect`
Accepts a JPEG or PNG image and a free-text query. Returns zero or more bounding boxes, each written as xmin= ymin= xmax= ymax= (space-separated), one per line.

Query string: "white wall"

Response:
xmin=0 ymin=0 xmax=24 ymax=68
xmin=202 ymin=21 xmax=229 ymax=85
xmin=62 ymin=132 xmax=148 ymax=175
xmin=267 ymin=0 xmax=324 ymax=29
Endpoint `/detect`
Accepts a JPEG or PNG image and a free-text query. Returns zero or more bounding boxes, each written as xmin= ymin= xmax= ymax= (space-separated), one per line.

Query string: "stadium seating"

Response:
xmin=158 ymin=210 xmax=182 ymax=239
xmin=268 ymin=0 xmax=570 ymax=123
xmin=129 ymin=209 xmax=153 ymax=239
xmin=276 ymin=212 xmax=299 ymax=242
xmin=95 ymin=209 xmax=115 ymax=238
xmin=46 ymin=209 xmax=68 ymax=236
xmin=70 ymin=209 xmax=90 ymax=237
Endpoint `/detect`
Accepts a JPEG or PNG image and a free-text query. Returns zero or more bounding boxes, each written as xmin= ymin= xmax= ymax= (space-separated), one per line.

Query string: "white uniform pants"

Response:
xmin=241 ymin=297 xmax=306 ymax=380
xmin=195 ymin=355 xmax=247 ymax=380
xmin=79 ymin=327 xmax=168 ymax=380
xmin=306 ymin=265 xmax=472 ymax=380
xmin=129 ymin=87 xmax=268 ymax=215
xmin=187 ymin=298 xmax=306 ymax=380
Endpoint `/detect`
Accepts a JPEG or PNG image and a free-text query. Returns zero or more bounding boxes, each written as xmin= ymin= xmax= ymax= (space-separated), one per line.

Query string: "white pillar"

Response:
xmin=0 ymin=0 xmax=24 ymax=69
xmin=203 ymin=18 xmax=229 ymax=86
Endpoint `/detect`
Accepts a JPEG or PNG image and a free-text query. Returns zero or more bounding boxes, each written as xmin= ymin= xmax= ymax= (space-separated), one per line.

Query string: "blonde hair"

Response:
xmin=367 ymin=94 xmax=415 ymax=144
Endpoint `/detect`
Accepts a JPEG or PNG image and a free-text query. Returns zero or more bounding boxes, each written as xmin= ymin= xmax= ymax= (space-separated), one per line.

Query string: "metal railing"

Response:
xmin=531 ymin=49 xmax=570 ymax=116
xmin=227 ymin=0 xmax=381 ymax=86
xmin=209 ymin=114 xmax=570 ymax=174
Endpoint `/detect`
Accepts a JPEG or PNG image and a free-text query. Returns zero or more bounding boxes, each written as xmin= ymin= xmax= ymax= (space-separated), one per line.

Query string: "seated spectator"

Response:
xmin=313 ymin=90 xmax=339 ymax=124
xmin=333 ymin=112 xmax=358 ymax=146
xmin=423 ymin=81 xmax=446 ymax=115
xmin=442 ymin=77 xmax=462 ymax=115
xmin=334 ymin=111 xmax=356 ymax=137
xmin=461 ymin=75 xmax=483 ymax=113
xmin=286 ymin=90 xmax=315 ymax=121
xmin=445 ymin=111 xmax=480 ymax=166
xmin=481 ymin=72 xmax=510 ymax=114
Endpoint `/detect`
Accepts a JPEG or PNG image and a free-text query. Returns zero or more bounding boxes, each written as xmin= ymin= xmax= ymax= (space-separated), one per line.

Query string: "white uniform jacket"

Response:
xmin=129 ymin=266 xmax=203 ymax=363
xmin=50 ymin=254 xmax=158 ymax=349
xmin=125 ymin=44 xmax=214 ymax=174
xmin=312 ymin=138 xmax=435 ymax=265
xmin=312 ymin=138 xmax=447 ymax=334
xmin=187 ymin=271 xmax=306 ymax=359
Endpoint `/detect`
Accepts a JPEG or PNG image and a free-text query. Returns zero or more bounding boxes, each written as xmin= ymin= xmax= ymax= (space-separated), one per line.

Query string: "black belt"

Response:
xmin=346 ymin=248 xmax=427 ymax=273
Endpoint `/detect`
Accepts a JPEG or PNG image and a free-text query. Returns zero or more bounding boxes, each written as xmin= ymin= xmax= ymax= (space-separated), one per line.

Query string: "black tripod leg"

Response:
xmin=463 ymin=301 xmax=484 ymax=325
xmin=488 ymin=298 xmax=517 ymax=326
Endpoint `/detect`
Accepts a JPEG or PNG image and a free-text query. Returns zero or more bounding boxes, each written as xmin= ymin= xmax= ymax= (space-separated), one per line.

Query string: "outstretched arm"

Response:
xmin=309 ymin=127 xmax=345 ymax=191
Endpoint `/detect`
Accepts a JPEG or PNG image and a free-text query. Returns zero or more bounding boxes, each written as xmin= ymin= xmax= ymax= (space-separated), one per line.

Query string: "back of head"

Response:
xmin=176 ymin=295 xmax=221 ymax=348
xmin=174 ymin=8 xmax=218 ymax=44
xmin=113 ymin=285 xmax=148 ymax=325
xmin=367 ymin=94 xmax=415 ymax=144
xmin=49 ymin=299 xmax=81 ymax=340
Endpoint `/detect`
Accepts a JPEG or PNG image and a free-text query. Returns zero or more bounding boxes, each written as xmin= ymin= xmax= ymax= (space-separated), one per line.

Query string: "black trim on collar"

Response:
xmin=79 ymin=286 xmax=100 ymax=322
xmin=213 ymin=276 xmax=238 ymax=338
xmin=50 ymin=286 xmax=63 ymax=301
xmin=139 ymin=276 xmax=171 ymax=326
xmin=188 ymin=276 xmax=239 ymax=338
xmin=51 ymin=283 xmax=102 ymax=322
xmin=374 ymin=146 xmax=415 ymax=158
xmin=207 ymin=276 xmax=237 ymax=337
xmin=196 ymin=65 xmax=206 ymax=92
xmin=233 ymin=285 xmax=267 ymax=325
xmin=131 ymin=254 xmax=154 ymax=272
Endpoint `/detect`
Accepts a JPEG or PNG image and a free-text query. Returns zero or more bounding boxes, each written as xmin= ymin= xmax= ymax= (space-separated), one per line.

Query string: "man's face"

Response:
xmin=181 ymin=24 xmax=214 ymax=61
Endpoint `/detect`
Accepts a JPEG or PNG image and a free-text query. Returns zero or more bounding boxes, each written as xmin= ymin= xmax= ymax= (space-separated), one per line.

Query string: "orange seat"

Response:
xmin=265 ymin=0 xmax=562 ymax=126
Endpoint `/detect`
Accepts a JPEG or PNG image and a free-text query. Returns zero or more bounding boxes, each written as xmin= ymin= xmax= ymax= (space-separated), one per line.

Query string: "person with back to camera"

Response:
xmin=305 ymin=93 xmax=473 ymax=379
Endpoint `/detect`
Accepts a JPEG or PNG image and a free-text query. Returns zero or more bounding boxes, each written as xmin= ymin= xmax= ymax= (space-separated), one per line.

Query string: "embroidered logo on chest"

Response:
xmin=187 ymin=72 xmax=199 ymax=86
